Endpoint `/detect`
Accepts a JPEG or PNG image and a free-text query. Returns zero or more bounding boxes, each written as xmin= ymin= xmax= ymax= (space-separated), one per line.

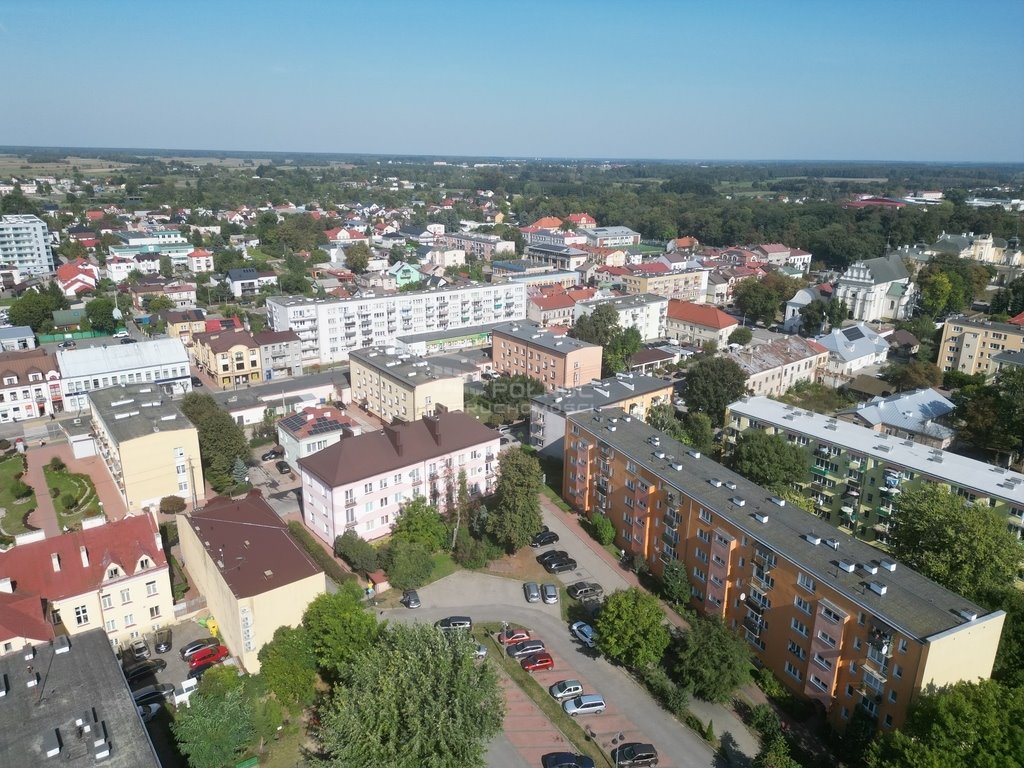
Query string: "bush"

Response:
xmin=452 ymin=526 xmax=491 ymax=569
xmin=160 ymin=521 xmax=179 ymax=548
xmin=640 ymin=665 xmax=690 ymax=717
xmin=385 ymin=540 xmax=434 ymax=590
xmin=749 ymin=703 xmax=783 ymax=742
xmin=288 ymin=521 xmax=357 ymax=586
xmin=755 ymin=666 xmax=786 ymax=699
xmin=590 ymin=513 xmax=616 ymax=546
xmin=48 ymin=457 xmax=66 ymax=472
xmin=334 ymin=529 xmax=378 ymax=573
xmin=9 ymin=479 xmax=31 ymax=499
xmin=159 ymin=495 xmax=187 ymax=516
xmin=0 ymin=438 xmax=10 ymax=451
xmin=61 ymin=493 xmax=76 ymax=511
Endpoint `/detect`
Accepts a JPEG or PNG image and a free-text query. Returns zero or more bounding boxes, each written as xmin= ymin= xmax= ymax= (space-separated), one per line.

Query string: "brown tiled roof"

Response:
xmin=185 ymin=492 xmax=323 ymax=599
xmin=0 ymin=591 xmax=55 ymax=644
xmin=666 ymin=300 xmax=738 ymax=330
xmin=253 ymin=329 xmax=300 ymax=346
xmin=192 ymin=328 xmax=257 ymax=353
xmin=299 ymin=411 xmax=498 ymax=487
xmin=0 ymin=348 xmax=58 ymax=383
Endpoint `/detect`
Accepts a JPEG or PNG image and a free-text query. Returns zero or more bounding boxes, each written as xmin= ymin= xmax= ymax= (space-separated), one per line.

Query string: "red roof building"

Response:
xmin=567 ymin=213 xmax=597 ymax=228
xmin=665 ymin=300 xmax=739 ymax=348
xmin=55 ymin=258 xmax=99 ymax=296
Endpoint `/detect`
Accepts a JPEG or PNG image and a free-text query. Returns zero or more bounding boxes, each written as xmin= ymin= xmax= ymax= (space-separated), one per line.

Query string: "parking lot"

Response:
xmin=122 ymin=618 xmax=226 ymax=695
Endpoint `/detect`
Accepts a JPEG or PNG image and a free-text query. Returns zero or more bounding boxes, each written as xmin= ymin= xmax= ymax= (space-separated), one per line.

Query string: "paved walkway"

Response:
xmin=23 ymin=445 xmax=60 ymax=537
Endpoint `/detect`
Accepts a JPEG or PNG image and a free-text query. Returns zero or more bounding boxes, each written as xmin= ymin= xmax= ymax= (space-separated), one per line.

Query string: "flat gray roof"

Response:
xmin=492 ymin=321 xmax=598 ymax=354
xmin=57 ymin=338 xmax=188 ymax=379
xmin=577 ymin=293 xmax=668 ymax=310
xmin=396 ymin=322 xmax=494 ymax=345
xmin=728 ymin=396 xmax=1024 ymax=504
xmin=0 ymin=325 xmax=33 ymax=339
xmin=90 ymin=384 xmax=193 ymax=443
xmin=532 ymin=374 xmax=672 ymax=415
xmin=210 ymin=369 xmax=347 ymax=411
xmin=569 ymin=408 xmax=994 ymax=640
xmin=349 ymin=346 xmax=458 ymax=385
xmin=0 ymin=630 xmax=160 ymax=767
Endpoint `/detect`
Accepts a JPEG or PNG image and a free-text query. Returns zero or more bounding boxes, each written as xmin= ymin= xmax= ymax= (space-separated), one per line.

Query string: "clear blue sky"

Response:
xmin=3 ymin=0 xmax=1022 ymax=162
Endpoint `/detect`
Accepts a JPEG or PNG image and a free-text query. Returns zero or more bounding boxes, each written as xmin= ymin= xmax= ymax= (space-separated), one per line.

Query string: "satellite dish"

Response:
xmin=739 ymin=592 xmax=746 ymax=602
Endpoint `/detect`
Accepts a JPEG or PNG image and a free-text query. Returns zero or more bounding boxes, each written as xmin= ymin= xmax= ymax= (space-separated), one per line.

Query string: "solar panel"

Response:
xmin=843 ymin=327 xmax=865 ymax=341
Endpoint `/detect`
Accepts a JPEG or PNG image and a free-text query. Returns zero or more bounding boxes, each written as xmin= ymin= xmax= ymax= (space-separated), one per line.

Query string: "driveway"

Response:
xmin=384 ymin=571 xmax=716 ymax=768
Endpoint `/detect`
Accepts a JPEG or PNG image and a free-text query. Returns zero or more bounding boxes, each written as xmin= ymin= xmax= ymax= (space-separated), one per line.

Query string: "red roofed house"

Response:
xmin=84 ymin=210 xmax=105 ymax=222
xmin=530 ymin=216 xmax=564 ymax=230
xmin=0 ymin=513 xmax=172 ymax=651
xmin=55 ymin=258 xmax=99 ymax=297
xmin=1008 ymin=310 xmax=1024 ymax=327
xmin=567 ymin=212 xmax=597 ymax=229
xmin=668 ymin=236 xmax=700 ymax=251
xmin=528 ymin=292 xmax=578 ymax=326
xmin=843 ymin=196 xmax=906 ymax=210
xmin=665 ymin=300 xmax=739 ymax=348
xmin=187 ymin=248 xmax=214 ymax=273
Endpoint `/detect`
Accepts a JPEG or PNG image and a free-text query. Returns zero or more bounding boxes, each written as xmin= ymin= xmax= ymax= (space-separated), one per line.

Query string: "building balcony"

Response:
xmin=742 ymin=614 xmax=765 ymax=637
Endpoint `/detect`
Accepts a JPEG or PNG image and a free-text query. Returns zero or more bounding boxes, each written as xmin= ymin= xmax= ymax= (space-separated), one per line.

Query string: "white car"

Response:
xmin=570 ymin=621 xmax=596 ymax=648
xmin=473 ymin=644 xmax=488 ymax=659
xmin=112 ymin=331 xmax=130 ymax=339
xmin=563 ymin=693 xmax=606 ymax=716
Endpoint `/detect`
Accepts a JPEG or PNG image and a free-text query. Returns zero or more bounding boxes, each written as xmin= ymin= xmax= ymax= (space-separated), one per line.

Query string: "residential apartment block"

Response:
xmin=441 ymin=231 xmax=515 ymax=260
xmin=299 ymin=411 xmax=499 ymax=543
xmin=191 ymin=328 xmax=262 ymax=388
xmin=725 ymin=336 xmax=828 ymax=397
xmin=255 ymin=329 xmax=303 ymax=381
xmin=937 ymin=316 xmax=1024 ymax=377
xmin=0 ymin=348 xmax=62 ymax=421
xmin=0 ymin=214 xmax=55 ymax=275
xmin=491 ymin=321 xmax=602 ymax=391
xmin=835 ymin=389 xmax=955 ymax=450
xmin=621 ymin=266 xmax=709 ymax=303
xmin=563 ymin=408 xmax=1004 ymax=732
xmin=526 ymin=243 xmax=591 ymax=271
xmin=177 ymin=492 xmax=326 ymax=672
xmin=724 ymin=396 xmax=1024 ymax=543
xmin=0 ymin=513 xmax=173 ymax=651
xmin=530 ymin=373 xmax=673 ymax=456
xmin=664 ymin=300 xmax=738 ymax=348
xmin=573 ymin=293 xmax=668 ymax=342
xmin=108 ymin=229 xmax=193 ymax=269
xmin=266 ymin=283 xmax=528 ymax=366
xmin=225 ymin=267 xmax=278 ymax=299
xmin=349 ymin=346 xmax=464 ymax=424
xmin=579 ymin=226 xmax=641 ymax=248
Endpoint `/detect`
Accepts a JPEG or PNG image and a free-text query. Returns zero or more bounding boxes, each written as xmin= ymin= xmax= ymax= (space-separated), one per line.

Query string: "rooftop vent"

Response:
xmin=606 ymin=425 xmax=616 ymax=432
xmin=768 ymin=496 xmax=786 ymax=507
xmin=725 ymin=480 xmax=737 ymax=490
xmin=709 ymin=478 xmax=723 ymax=488
xmin=264 ymin=569 xmax=274 ymax=579
xmin=670 ymin=460 xmax=683 ymax=471
xmin=860 ymin=562 xmax=879 ymax=575
xmin=730 ymin=496 xmax=746 ymax=507
xmin=825 ymin=538 xmax=839 ymax=551
xmin=687 ymin=449 xmax=701 ymax=459
xmin=868 ymin=581 xmax=888 ymax=596
xmin=880 ymin=559 xmax=897 ymax=572
xmin=753 ymin=511 xmax=769 ymax=524
xmin=653 ymin=451 xmax=666 ymax=459
xmin=649 ymin=436 xmax=661 ymax=446
xmin=838 ymin=560 xmax=856 ymax=573
xmin=957 ymin=608 xmax=979 ymax=622
xmin=803 ymin=532 xmax=822 ymax=545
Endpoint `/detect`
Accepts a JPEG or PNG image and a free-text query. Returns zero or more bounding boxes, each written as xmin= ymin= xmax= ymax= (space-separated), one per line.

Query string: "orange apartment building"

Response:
xmin=562 ymin=407 xmax=1004 ymax=732
xmin=491 ymin=321 xmax=602 ymax=391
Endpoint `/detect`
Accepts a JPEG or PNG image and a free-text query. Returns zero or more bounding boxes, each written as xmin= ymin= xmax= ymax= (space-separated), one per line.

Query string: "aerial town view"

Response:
xmin=1 ymin=2 xmax=1022 ymax=767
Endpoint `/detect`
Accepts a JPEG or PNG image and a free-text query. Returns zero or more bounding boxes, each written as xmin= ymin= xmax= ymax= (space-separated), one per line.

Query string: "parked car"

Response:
xmin=570 ymin=621 xmax=597 ymax=648
xmin=548 ymin=679 xmax=583 ymax=700
xmin=136 ymin=703 xmax=161 ymax=723
xmin=530 ymin=530 xmax=559 ymax=548
xmin=57 ymin=341 xmax=76 ymax=350
xmin=188 ymin=644 xmax=229 ymax=670
xmin=507 ymin=640 xmax=545 ymax=658
xmin=435 ymin=616 xmax=472 ymax=632
xmin=545 ymin=558 xmax=577 ymax=574
xmin=523 ymin=581 xmax=541 ymax=603
xmin=567 ymin=581 xmax=603 ymax=601
xmin=132 ymin=684 xmax=175 ymax=706
xmin=611 ymin=743 xmax=659 ymax=767
xmin=261 ymin=447 xmax=283 ymax=461
xmin=153 ymin=628 xmax=172 ymax=654
xmin=187 ymin=662 xmax=216 ymax=681
xmin=541 ymin=583 xmax=559 ymax=604
xmin=473 ymin=644 xmax=488 ymax=659
xmin=275 ymin=460 xmax=291 ymax=475
xmin=180 ymin=637 xmax=220 ymax=662
xmin=112 ymin=331 xmax=130 ymax=339
xmin=400 ymin=589 xmax=421 ymax=609
xmin=190 ymin=376 xmax=204 ymax=388
xmin=497 ymin=628 xmax=531 ymax=645
xmin=536 ymin=550 xmax=569 ymax=566
xmin=124 ymin=659 xmax=167 ymax=685
xmin=119 ymin=337 xmax=138 ymax=344
xmin=128 ymin=638 xmax=150 ymax=662
xmin=542 ymin=753 xmax=595 ymax=768
xmin=521 ymin=652 xmax=554 ymax=672
xmin=563 ymin=693 xmax=606 ymax=716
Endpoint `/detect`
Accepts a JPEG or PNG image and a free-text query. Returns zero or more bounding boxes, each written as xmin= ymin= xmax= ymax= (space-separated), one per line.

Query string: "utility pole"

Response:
xmin=188 ymin=457 xmax=199 ymax=511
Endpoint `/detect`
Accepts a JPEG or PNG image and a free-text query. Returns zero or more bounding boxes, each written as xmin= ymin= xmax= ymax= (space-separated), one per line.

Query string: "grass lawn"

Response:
xmin=775 ymin=382 xmax=857 ymax=415
xmin=0 ymin=454 xmax=35 ymax=536
xmin=255 ymin=720 xmax=308 ymax=768
xmin=428 ymin=551 xmax=458 ymax=583
xmin=44 ymin=465 xmax=102 ymax=531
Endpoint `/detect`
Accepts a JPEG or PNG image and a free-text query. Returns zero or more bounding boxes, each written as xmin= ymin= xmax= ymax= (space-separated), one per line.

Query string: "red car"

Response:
xmin=498 ymin=628 xmax=531 ymax=646
xmin=187 ymin=644 xmax=229 ymax=670
xmin=521 ymin=652 xmax=554 ymax=672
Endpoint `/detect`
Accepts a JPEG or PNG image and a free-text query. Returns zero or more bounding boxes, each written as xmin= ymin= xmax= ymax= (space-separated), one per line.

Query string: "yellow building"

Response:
xmin=349 ymin=345 xmax=465 ymax=424
xmin=0 ymin=513 xmax=174 ymax=652
xmin=563 ymin=408 xmax=1004 ymax=732
xmin=158 ymin=309 xmax=208 ymax=346
xmin=89 ymin=384 xmax=205 ymax=512
xmin=191 ymin=328 xmax=262 ymax=388
xmin=938 ymin=316 xmax=1024 ymax=377
xmin=177 ymin=491 xmax=326 ymax=672
xmin=621 ymin=268 xmax=708 ymax=303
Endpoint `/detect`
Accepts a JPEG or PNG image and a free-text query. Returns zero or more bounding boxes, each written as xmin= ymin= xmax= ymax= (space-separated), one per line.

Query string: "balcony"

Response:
xmin=751 ymin=569 xmax=774 ymax=592
xmin=742 ymin=614 xmax=765 ymax=637
xmin=663 ymin=513 xmax=679 ymax=531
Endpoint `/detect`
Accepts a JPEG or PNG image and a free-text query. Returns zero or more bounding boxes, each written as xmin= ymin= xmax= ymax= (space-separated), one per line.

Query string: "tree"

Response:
xmin=594 ymin=588 xmax=670 ymax=669
xmin=170 ymin=686 xmax=255 ymax=768
xmin=733 ymin=280 xmax=781 ymax=326
xmin=391 ymin=497 xmax=448 ymax=552
xmin=334 ymin=529 xmax=378 ymax=573
xmin=590 ymin=513 xmax=616 ymax=546
xmin=878 ymin=359 xmax=942 ymax=392
xmin=866 ymin=680 xmax=1024 ymax=768
xmin=753 ymin=735 xmax=801 ymax=768
xmin=302 ymin=582 xmax=381 ymax=682
xmin=86 ymin=298 xmax=119 ymax=335
xmin=660 ymin=560 xmax=690 ymax=605
xmin=888 ymin=485 xmax=1023 ymax=600
xmin=919 ymin=271 xmax=953 ymax=316
xmin=978 ymin=585 xmax=1024 ymax=689
xmin=728 ymin=326 xmax=753 ymax=347
xmin=483 ymin=374 xmax=545 ymax=423
xmin=731 ymin=430 xmax=807 ymax=490
xmin=384 ymin=540 xmax=434 ymax=590
xmin=953 ymin=368 xmax=1024 ymax=463
xmin=159 ymin=254 xmax=174 ymax=278
xmin=681 ymin=412 xmax=715 ymax=454
xmin=571 ymin=303 xmax=642 ymax=376
xmin=679 ymin=357 xmax=748 ymax=426
xmin=180 ymin=392 xmax=252 ymax=493
xmin=144 ymin=294 xmax=175 ymax=313
xmin=158 ymin=495 xmax=186 ymax=515
xmin=344 ymin=242 xmax=371 ymax=273
xmin=312 ymin=623 xmax=503 ymax=768
xmin=8 ymin=290 xmax=66 ymax=332
xmin=231 ymin=457 xmax=249 ymax=486
xmin=990 ymin=275 xmax=1024 ymax=317
xmin=486 ymin=447 xmax=543 ymax=552
xmin=674 ymin=615 xmax=751 ymax=703
xmin=603 ymin=325 xmax=643 ymax=377
xmin=257 ymin=625 xmax=318 ymax=711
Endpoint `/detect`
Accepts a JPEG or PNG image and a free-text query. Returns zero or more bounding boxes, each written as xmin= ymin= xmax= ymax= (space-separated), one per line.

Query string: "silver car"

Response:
xmin=563 ymin=693 xmax=607 ymax=716
xmin=549 ymin=679 xmax=583 ymax=700
xmin=523 ymin=581 xmax=541 ymax=603
xmin=541 ymin=583 xmax=559 ymax=604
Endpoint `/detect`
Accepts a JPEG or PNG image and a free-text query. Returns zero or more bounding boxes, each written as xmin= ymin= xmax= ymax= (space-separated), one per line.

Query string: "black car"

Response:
xmin=119 ymin=337 xmax=138 ymax=344
xmin=400 ymin=589 xmax=421 ymax=609
xmin=536 ymin=549 xmax=569 ymax=566
xmin=187 ymin=662 xmax=215 ymax=681
xmin=567 ymin=581 xmax=603 ymax=601
xmin=153 ymin=628 xmax=172 ymax=654
xmin=435 ymin=616 xmax=472 ymax=632
xmin=132 ymin=684 xmax=175 ymax=706
xmin=261 ymin=447 xmax=283 ymax=461
xmin=545 ymin=558 xmax=578 ymax=574
xmin=530 ymin=530 xmax=559 ymax=548
xmin=190 ymin=375 xmax=204 ymax=388
xmin=543 ymin=753 xmax=595 ymax=768
xmin=611 ymin=743 xmax=659 ymax=767
xmin=275 ymin=460 xmax=291 ymax=475
xmin=125 ymin=659 xmax=167 ymax=685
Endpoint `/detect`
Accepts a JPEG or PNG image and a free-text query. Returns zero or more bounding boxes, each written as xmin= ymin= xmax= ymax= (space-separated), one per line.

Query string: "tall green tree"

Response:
xmin=570 ymin=303 xmax=642 ymax=376
xmin=594 ymin=588 xmax=670 ymax=669
xmin=730 ymin=430 xmax=807 ymax=490
xmin=344 ymin=242 xmax=371 ymax=273
xmin=391 ymin=497 xmax=448 ymax=552
xmin=733 ymin=280 xmax=781 ymax=326
xmin=990 ymin=275 xmax=1024 ymax=316
xmin=878 ymin=359 xmax=942 ymax=392
xmin=487 ymin=447 xmax=543 ymax=552
xmin=180 ymin=392 xmax=250 ymax=492
xmin=256 ymin=625 xmax=318 ymax=711
xmin=673 ymin=615 xmax=751 ymax=703
xmin=8 ymin=290 xmax=66 ymax=332
xmin=888 ymin=485 xmax=1023 ymax=600
xmin=312 ymin=623 xmax=503 ymax=768
xmin=170 ymin=686 xmax=255 ymax=768
xmin=85 ymin=297 xmax=117 ymax=333
xmin=679 ymin=356 xmax=748 ymax=426
xmin=382 ymin=540 xmax=434 ymax=590
xmin=302 ymin=582 xmax=381 ymax=682
xmin=953 ymin=368 xmax=1024 ymax=463
xmin=159 ymin=254 xmax=174 ymax=278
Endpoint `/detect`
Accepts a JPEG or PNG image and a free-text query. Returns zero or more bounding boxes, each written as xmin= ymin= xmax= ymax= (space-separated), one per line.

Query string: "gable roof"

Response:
xmin=278 ymin=406 xmax=354 ymax=439
xmin=530 ymin=216 xmax=564 ymax=229
xmin=666 ymin=300 xmax=738 ymax=330
xmin=843 ymin=388 xmax=955 ymax=440
xmin=855 ymin=253 xmax=910 ymax=285
xmin=530 ymin=293 xmax=576 ymax=312
xmin=726 ymin=336 xmax=828 ymax=375
xmin=193 ymin=327 xmax=257 ymax=353
xmin=814 ymin=323 xmax=889 ymax=362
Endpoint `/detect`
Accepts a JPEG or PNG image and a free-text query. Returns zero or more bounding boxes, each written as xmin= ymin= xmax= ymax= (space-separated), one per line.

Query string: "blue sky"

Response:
xmin=2 ymin=0 xmax=1022 ymax=161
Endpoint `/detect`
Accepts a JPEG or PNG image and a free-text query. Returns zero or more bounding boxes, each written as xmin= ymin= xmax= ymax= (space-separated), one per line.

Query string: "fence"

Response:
xmin=37 ymin=329 xmax=128 ymax=343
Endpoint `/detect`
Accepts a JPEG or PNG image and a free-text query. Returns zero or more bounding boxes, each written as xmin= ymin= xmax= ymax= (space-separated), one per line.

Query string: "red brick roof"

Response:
xmin=0 ymin=591 xmax=55 ymax=644
xmin=531 ymin=216 xmax=563 ymax=229
xmin=666 ymin=300 xmax=738 ymax=330
xmin=1009 ymin=310 xmax=1024 ymax=326
xmin=530 ymin=294 xmax=576 ymax=312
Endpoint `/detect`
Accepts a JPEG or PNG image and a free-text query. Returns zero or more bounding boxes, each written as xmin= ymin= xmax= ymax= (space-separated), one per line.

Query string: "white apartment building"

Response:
xmin=526 ymin=243 xmax=591 ymax=271
xmin=0 ymin=215 xmax=55 ymax=275
xmin=57 ymin=338 xmax=192 ymax=412
xmin=441 ymin=232 xmax=516 ymax=260
xmin=266 ymin=282 xmax=528 ymax=366
xmin=572 ymin=293 xmax=668 ymax=342
xmin=579 ymin=226 xmax=641 ymax=248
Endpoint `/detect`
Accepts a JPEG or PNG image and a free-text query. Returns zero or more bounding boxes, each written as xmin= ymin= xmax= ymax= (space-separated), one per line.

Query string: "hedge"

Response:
xmin=287 ymin=520 xmax=357 ymax=586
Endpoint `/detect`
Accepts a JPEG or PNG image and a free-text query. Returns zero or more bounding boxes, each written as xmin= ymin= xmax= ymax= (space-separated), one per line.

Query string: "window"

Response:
xmin=379 ymin=497 xmax=388 ymax=508
xmin=178 ymin=481 xmax=189 ymax=492
xmin=812 ymin=652 xmax=833 ymax=671
xmin=174 ymin=447 xmax=185 ymax=459
xmin=124 ymin=613 xmax=135 ymax=627
xmin=74 ymin=606 xmax=89 ymax=626
xmin=898 ymin=639 xmax=908 ymax=654
xmin=795 ymin=595 xmax=813 ymax=615
xmin=816 ymin=630 xmax=837 ymax=649
xmin=105 ymin=619 xmax=117 ymax=632
xmin=149 ymin=606 xmax=161 ymax=620
xmin=146 ymin=581 xmax=158 ymax=597
xmin=101 ymin=594 xmax=112 ymax=609
xmin=784 ymin=661 xmax=803 ymax=681
xmin=791 ymin=618 xmax=809 ymax=638
xmin=797 ymin=572 xmax=816 ymax=592
xmin=364 ymin=482 xmax=373 ymax=493
xmin=379 ymin=477 xmax=388 ymax=489
xmin=394 ymin=473 xmax=402 ymax=484
xmin=698 ymin=508 xmax=712 ymax=524
xmin=884 ymin=714 xmax=893 ymax=728
xmin=140 ymin=557 xmax=151 ymax=569
xmin=787 ymin=640 xmax=806 ymax=660
xmin=120 ymin=588 xmax=131 ymax=604
xmin=107 ymin=567 xmax=120 ymax=579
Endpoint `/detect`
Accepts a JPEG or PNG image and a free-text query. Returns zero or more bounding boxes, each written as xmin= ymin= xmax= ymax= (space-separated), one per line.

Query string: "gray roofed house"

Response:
xmin=0 ymin=324 xmax=36 ymax=350
xmin=993 ymin=349 xmax=1024 ymax=372
xmin=815 ymin=322 xmax=890 ymax=376
xmin=837 ymin=387 xmax=955 ymax=448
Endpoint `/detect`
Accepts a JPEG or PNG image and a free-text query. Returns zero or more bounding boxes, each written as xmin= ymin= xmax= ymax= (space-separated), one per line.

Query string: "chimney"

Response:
xmin=383 ymin=424 xmax=403 ymax=456
xmin=51 ymin=553 xmax=61 ymax=572
xmin=79 ymin=545 xmax=89 ymax=568
xmin=0 ymin=576 xmax=12 ymax=593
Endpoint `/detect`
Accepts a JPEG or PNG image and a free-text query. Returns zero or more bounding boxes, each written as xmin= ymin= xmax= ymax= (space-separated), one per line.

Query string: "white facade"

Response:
xmin=0 ymin=215 xmax=55 ymax=275
xmin=832 ymin=254 xmax=915 ymax=323
xmin=572 ymin=293 xmax=667 ymax=342
xmin=106 ymin=255 xmax=160 ymax=282
xmin=267 ymin=282 xmax=528 ymax=366
xmin=579 ymin=226 xmax=641 ymax=248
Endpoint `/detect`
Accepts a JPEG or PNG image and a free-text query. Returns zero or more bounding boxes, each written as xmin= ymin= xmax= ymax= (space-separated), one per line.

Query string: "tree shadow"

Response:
xmin=715 ymin=731 xmax=752 ymax=768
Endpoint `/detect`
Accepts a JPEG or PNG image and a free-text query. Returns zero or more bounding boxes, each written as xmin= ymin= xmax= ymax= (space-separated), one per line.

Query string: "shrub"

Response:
xmin=385 ymin=541 xmax=434 ymax=590
xmin=160 ymin=521 xmax=179 ymax=548
xmin=48 ymin=457 xmax=66 ymax=472
xmin=755 ymin=666 xmax=786 ymax=699
xmin=640 ymin=665 xmax=690 ymax=717
xmin=334 ymin=529 xmax=378 ymax=573
xmin=159 ymin=495 xmax=187 ymax=515
xmin=749 ymin=703 xmax=782 ymax=742
xmin=0 ymin=438 xmax=10 ymax=450
xmin=61 ymin=493 xmax=76 ymax=511
xmin=452 ymin=526 xmax=490 ymax=569
xmin=288 ymin=521 xmax=356 ymax=586
xmin=9 ymin=479 xmax=31 ymax=499
xmin=590 ymin=513 xmax=616 ymax=546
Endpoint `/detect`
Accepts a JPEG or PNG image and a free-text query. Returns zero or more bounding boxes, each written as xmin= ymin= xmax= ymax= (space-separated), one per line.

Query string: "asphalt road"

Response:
xmin=384 ymin=571 xmax=717 ymax=768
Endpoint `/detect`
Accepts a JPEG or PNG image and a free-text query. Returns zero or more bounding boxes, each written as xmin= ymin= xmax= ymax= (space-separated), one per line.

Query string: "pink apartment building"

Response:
xmin=298 ymin=410 xmax=500 ymax=543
